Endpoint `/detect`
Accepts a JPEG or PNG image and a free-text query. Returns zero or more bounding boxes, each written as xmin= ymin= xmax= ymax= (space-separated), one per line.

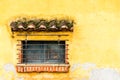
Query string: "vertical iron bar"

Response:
xmin=43 ymin=44 xmax=46 ymax=63
xmin=25 ymin=34 xmax=27 ymax=64
xmin=58 ymin=35 xmax=61 ymax=61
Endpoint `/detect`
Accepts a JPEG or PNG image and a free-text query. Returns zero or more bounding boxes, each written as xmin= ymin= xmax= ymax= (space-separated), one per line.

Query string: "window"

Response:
xmin=16 ymin=40 xmax=70 ymax=72
xmin=22 ymin=41 xmax=65 ymax=64
xmin=10 ymin=17 xmax=73 ymax=73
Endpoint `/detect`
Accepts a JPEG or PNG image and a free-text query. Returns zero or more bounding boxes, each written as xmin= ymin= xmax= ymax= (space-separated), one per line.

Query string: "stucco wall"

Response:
xmin=0 ymin=0 xmax=120 ymax=80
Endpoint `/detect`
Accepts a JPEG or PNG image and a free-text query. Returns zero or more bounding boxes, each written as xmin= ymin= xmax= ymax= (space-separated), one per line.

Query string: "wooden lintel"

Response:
xmin=17 ymin=34 xmax=69 ymax=36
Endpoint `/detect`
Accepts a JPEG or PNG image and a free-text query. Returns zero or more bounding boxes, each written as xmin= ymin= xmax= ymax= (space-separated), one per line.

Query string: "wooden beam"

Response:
xmin=17 ymin=34 xmax=69 ymax=36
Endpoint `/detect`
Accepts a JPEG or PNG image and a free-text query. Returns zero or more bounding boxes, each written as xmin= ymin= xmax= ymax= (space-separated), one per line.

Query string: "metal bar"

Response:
xmin=17 ymin=34 xmax=69 ymax=36
xmin=17 ymin=58 xmax=63 ymax=60
xmin=17 ymin=44 xmax=66 ymax=45
xmin=17 ymin=49 xmax=65 ymax=50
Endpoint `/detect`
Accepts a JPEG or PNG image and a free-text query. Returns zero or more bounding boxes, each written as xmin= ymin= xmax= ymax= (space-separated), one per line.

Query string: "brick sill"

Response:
xmin=16 ymin=64 xmax=70 ymax=73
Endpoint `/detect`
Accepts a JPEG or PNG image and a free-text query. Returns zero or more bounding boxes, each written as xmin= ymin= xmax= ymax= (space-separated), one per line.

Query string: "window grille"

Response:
xmin=21 ymin=41 xmax=65 ymax=64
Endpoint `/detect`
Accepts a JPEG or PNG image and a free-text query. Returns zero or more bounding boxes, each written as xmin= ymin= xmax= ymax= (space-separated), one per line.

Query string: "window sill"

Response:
xmin=16 ymin=64 xmax=70 ymax=72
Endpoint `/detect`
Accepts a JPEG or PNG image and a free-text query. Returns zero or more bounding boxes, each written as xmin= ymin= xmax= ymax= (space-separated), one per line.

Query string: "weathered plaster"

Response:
xmin=89 ymin=68 xmax=120 ymax=80
xmin=3 ymin=64 xmax=15 ymax=73
xmin=81 ymin=63 xmax=96 ymax=70
xmin=15 ymin=77 xmax=24 ymax=80
xmin=70 ymin=63 xmax=96 ymax=71
xmin=1 ymin=63 xmax=120 ymax=80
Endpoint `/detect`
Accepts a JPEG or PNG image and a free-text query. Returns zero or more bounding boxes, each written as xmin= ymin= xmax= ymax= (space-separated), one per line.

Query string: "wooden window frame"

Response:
xmin=16 ymin=40 xmax=70 ymax=72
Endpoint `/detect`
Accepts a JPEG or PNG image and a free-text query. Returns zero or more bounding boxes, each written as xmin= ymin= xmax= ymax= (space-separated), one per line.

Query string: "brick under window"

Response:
xmin=16 ymin=41 xmax=69 ymax=72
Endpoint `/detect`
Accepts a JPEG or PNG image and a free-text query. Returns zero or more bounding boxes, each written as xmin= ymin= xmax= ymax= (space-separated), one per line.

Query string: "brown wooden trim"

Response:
xmin=18 ymin=53 xmax=22 ymax=63
xmin=65 ymin=44 xmax=69 ymax=64
xmin=17 ymin=41 xmax=23 ymax=64
xmin=17 ymin=34 xmax=69 ymax=36
xmin=16 ymin=65 xmax=70 ymax=72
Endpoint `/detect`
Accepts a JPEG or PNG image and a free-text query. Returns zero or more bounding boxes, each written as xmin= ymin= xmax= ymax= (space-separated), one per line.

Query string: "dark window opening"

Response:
xmin=22 ymin=41 xmax=65 ymax=64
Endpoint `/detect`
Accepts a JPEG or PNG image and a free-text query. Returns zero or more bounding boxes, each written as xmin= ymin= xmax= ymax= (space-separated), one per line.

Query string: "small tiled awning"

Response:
xmin=10 ymin=18 xmax=74 ymax=32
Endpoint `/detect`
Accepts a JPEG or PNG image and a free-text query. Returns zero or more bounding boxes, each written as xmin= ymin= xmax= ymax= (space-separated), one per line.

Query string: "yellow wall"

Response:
xmin=1 ymin=0 xmax=120 ymax=80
